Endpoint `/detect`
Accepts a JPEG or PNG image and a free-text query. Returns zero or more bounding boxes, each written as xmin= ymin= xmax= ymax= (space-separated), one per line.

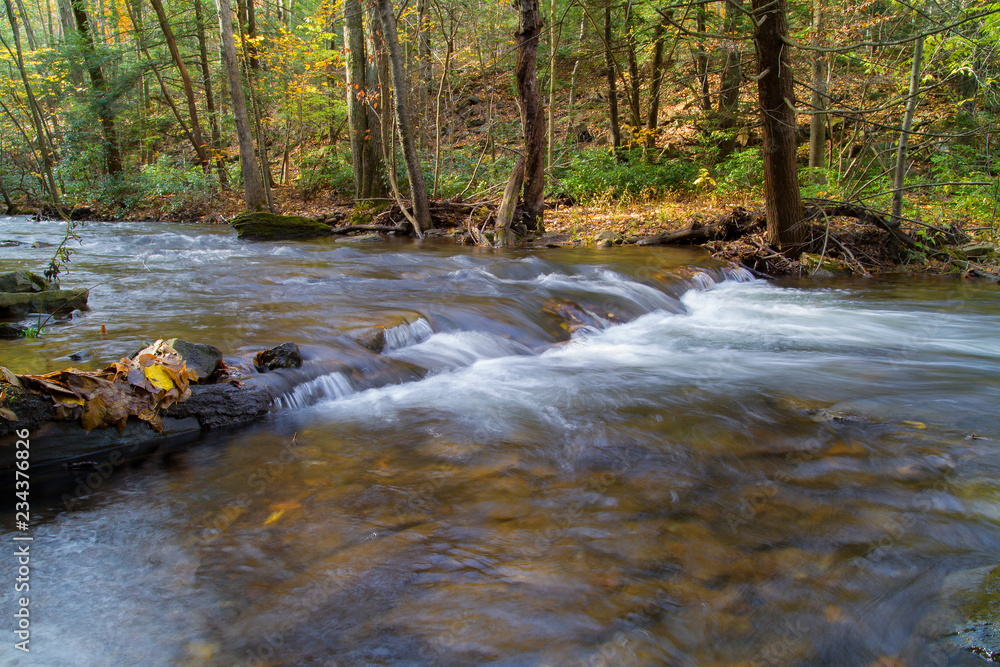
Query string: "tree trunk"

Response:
xmin=696 ymin=5 xmax=710 ymax=112
xmin=366 ymin=1 xmax=390 ymax=199
xmin=645 ymin=17 xmax=667 ymax=150
xmin=149 ymin=0 xmax=211 ymax=168
xmin=624 ymin=13 xmax=641 ymax=130
xmin=2 ymin=0 xmax=60 ymax=204
xmin=891 ymin=35 xmax=923 ymax=227
xmin=416 ymin=0 xmax=431 ymax=148
xmin=716 ymin=0 xmax=741 ymax=161
xmin=245 ymin=0 xmax=258 ymax=70
xmin=516 ymin=0 xmax=545 ymax=231
xmin=215 ymin=0 xmax=267 ymax=211
xmin=376 ymin=0 xmax=430 ymax=231
xmin=565 ymin=13 xmax=585 ymax=144
xmin=194 ymin=0 xmax=228 ymax=185
xmin=546 ymin=0 xmax=558 ymax=170
xmin=603 ymin=4 xmax=621 ymax=156
xmin=14 ymin=0 xmax=38 ymax=49
xmin=343 ymin=0 xmax=385 ymax=199
xmin=808 ymin=0 xmax=826 ymax=183
xmin=752 ymin=0 xmax=804 ymax=251
xmin=433 ymin=38 xmax=452 ymax=198
xmin=71 ymin=0 xmax=123 ymax=174
xmin=495 ymin=156 xmax=524 ymax=247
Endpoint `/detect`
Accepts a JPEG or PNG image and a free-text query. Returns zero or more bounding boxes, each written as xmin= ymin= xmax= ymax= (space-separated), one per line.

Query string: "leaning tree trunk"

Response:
xmin=891 ymin=34 xmax=923 ymax=228
xmin=752 ymin=0 xmax=804 ymax=251
xmin=376 ymin=0 xmax=431 ymax=232
xmin=516 ymin=0 xmax=545 ymax=232
xmin=72 ymin=0 xmax=123 ymax=174
xmin=149 ymin=0 xmax=211 ymax=169
xmin=215 ymin=0 xmax=267 ymax=211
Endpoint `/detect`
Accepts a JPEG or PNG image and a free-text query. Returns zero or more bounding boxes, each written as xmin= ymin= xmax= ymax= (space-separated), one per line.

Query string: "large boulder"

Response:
xmin=0 ymin=289 xmax=88 ymax=318
xmin=0 ymin=270 xmax=49 ymax=293
xmin=231 ymin=212 xmax=332 ymax=241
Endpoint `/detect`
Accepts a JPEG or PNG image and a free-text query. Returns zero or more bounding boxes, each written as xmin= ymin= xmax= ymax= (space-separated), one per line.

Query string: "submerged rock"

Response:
xmin=254 ymin=342 xmax=303 ymax=372
xmin=948 ymin=565 xmax=1000 ymax=661
xmin=0 ymin=288 xmax=88 ymax=318
xmin=231 ymin=212 xmax=332 ymax=241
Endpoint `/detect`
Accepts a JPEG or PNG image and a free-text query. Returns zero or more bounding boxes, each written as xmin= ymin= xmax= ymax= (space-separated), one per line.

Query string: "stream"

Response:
xmin=2 ymin=217 xmax=1000 ymax=666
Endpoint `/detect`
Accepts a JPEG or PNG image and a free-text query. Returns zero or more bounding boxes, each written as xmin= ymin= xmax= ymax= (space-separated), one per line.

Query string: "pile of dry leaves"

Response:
xmin=2 ymin=340 xmax=215 ymax=433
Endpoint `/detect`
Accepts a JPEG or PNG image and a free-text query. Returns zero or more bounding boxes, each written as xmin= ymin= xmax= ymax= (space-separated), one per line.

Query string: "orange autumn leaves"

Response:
xmin=13 ymin=340 xmax=201 ymax=433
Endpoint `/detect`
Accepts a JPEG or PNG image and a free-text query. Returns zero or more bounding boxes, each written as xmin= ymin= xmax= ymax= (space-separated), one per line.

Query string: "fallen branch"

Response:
xmin=639 ymin=207 xmax=762 ymax=245
xmin=330 ymin=224 xmax=403 ymax=235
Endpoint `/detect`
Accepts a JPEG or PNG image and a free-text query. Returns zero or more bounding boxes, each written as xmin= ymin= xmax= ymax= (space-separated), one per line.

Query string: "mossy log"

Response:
xmin=231 ymin=212 xmax=333 ymax=240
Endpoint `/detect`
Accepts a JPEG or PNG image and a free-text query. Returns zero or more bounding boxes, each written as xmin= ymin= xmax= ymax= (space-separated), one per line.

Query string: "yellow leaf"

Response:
xmin=144 ymin=364 xmax=174 ymax=391
xmin=903 ymin=420 xmax=926 ymax=429
xmin=264 ymin=510 xmax=284 ymax=525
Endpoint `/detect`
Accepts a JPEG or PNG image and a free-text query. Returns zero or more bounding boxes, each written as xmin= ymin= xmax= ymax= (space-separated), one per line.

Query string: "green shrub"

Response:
xmin=297 ymin=146 xmax=356 ymax=195
xmin=714 ymin=148 xmax=764 ymax=196
xmin=559 ymin=148 xmax=702 ymax=203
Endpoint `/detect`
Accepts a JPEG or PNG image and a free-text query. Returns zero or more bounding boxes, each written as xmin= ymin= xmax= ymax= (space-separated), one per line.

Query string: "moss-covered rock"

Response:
xmin=231 ymin=212 xmax=332 ymax=241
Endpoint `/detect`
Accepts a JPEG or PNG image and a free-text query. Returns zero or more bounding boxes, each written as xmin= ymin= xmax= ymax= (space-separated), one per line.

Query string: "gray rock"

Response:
xmin=0 ymin=289 xmax=88 ymax=318
xmin=0 ymin=270 xmax=47 ymax=293
xmin=254 ymin=342 xmax=303 ymax=372
xmin=162 ymin=338 xmax=223 ymax=381
xmin=594 ymin=230 xmax=620 ymax=247
xmin=0 ymin=323 xmax=26 ymax=338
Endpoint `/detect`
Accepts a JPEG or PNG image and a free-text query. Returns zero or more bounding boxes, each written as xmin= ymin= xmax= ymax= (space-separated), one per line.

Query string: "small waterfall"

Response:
xmin=275 ymin=372 xmax=355 ymax=409
xmin=382 ymin=318 xmax=434 ymax=351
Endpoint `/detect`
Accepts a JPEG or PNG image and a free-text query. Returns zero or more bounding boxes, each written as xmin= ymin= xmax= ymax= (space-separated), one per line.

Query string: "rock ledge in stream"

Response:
xmin=0 ymin=289 xmax=89 ymax=318
xmin=231 ymin=212 xmax=332 ymax=241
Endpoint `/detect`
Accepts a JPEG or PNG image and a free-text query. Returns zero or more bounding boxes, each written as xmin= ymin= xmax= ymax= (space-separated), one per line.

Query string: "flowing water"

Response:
xmin=1 ymin=217 xmax=999 ymax=666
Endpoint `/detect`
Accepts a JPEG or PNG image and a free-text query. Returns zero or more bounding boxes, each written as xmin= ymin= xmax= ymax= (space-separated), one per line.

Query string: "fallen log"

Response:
xmin=805 ymin=202 xmax=918 ymax=249
xmin=639 ymin=207 xmax=763 ymax=246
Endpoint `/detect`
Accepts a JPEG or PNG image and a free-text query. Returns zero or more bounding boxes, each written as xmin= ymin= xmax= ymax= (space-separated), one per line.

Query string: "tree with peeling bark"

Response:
xmin=751 ymin=0 xmax=804 ymax=252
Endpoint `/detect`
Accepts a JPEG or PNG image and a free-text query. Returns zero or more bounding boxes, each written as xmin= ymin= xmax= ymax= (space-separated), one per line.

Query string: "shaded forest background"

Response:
xmin=1 ymin=0 xmax=997 ymax=250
